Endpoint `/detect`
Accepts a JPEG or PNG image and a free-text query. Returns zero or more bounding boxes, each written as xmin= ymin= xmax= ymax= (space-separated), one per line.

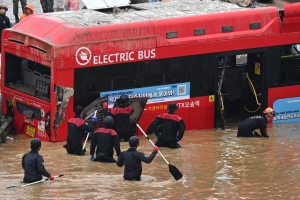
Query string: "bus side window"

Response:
xmin=280 ymin=44 xmax=300 ymax=85
xmin=5 ymin=55 xmax=22 ymax=85
xmin=140 ymin=61 xmax=164 ymax=87
xmin=165 ymin=57 xmax=190 ymax=84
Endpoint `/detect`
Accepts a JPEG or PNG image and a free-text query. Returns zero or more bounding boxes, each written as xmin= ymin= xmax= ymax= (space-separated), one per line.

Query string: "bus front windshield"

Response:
xmin=4 ymin=53 xmax=51 ymax=101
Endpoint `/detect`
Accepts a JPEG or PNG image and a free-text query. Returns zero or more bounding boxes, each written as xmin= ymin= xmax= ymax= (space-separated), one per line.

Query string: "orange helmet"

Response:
xmin=0 ymin=4 xmax=8 ymax=11
xmin=263 ymin=107 xmax=275 ymax=117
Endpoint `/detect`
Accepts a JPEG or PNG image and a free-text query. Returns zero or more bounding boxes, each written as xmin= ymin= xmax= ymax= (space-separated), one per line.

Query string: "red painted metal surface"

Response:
xmin=268 ymin=85 xmax=300 ymax=108
xmin=137 ymin=96 xmax=214 ymax=135
xmin=282 ymin=3 xmax=300 ymax=33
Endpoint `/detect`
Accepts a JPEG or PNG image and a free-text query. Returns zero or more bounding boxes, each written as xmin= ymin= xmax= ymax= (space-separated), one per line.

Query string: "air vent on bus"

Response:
xmin=9 ymin=39 xmax=23 ymax=45
xmin=8 ymin=39 xmax=48 ymax=53
xmin=194 ymin=28 xmax=206 ymax=36
xmin=222 ymin=26 xmax=233 ymax=33
xmin=166 ymin=32 xmax=178 ymax=39
xmin=249 ymin=22 xmax=261 ymax=30
xmin=30 ymin=45 xmax=48 ymax=54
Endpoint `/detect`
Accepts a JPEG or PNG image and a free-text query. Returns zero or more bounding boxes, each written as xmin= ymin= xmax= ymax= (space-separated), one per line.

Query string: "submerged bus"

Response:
xmin=1 ymin=0 xmax=300 ymax=141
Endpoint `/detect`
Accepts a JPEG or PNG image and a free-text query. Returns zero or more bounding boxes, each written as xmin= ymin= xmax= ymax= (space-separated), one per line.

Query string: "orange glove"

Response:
xmin=153 ymin=146 xmax=159 ymax=151
xmin=50 ymin=176 xmax=54 ymax=181
xmin=102 ymin=102 xmax=108 ymax=109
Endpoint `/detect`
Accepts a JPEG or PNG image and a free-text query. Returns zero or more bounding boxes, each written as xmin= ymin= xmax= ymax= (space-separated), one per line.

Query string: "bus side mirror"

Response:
xmin=54 ymin=86 xmax=74 ymax=129
xmin=55 ymin=85 xmax=64 ymax=104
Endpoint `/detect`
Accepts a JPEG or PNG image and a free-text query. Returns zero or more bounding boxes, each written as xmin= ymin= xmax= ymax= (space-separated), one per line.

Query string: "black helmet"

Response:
xmin=167 ymin=102 xmax=178 ymax=112
xmin=128 ymin=136 xmax=139 ymax=147
xmin=119 ymin=94 xmax=129 ymax=104
xmin=31 ymin=138 xmax=41 ymax=151
xmin=103 ymin=116 xmax=114 ymax=128
xmin=75 ymin=105 xmax=83 ymax=116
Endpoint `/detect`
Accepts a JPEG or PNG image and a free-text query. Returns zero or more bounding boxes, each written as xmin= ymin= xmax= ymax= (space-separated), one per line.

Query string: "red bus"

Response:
xmin=1 ymin=1 xmax=300 ymax=141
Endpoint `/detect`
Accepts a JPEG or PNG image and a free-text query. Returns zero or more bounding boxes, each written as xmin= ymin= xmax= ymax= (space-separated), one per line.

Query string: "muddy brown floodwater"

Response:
xmin=1 ymin=123 xmax=300 ymax=199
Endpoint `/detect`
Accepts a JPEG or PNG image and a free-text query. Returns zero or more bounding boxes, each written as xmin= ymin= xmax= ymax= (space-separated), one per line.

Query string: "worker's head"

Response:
xmin=75 ymin=106 xmax=83 ymax=117
xmin=24 ymin=4 xmax=33 ymax=15
xmin=119 ymin=94 xmax=129 ymax=105
xmin=0 ymin=4 xmax=8 ymax=14
xmin=103 ymin=116 xmax=114 ymax=128
xmin=128 ymin=136 xmax=139 ymax=148
xmin=31 ymin=138 xmax=41 ymax=151
xmin=263 ymin=107 xmax=275 ymax=121
xmin=167 ymin=102 xmax=178 ymax=113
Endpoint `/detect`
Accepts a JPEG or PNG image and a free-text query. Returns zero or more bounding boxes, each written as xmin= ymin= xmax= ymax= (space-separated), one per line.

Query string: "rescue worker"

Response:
xmin=103 ymin=94 xmax=134 ymax=141
xmin=0 ymin=4 xmax=10 ymax=53
xmin=151 ymin=102 xmax=186 ymax=148
xmin=90 ymin=116 xmax=121 ymax=163
xmin=13 ymin=0 xmax=26 ymax=23
xmin=22 ymin=138 xmax=54 ymax=183
xmin=63 ymin=105 xmax=96 ymax=155
xmin=237 ymin=107 xmax=275 ymax=137
xmin=40 ymin=0 xmax=54 ymax=13
xmin=19 ymin=4 xmax=34 ymax=22
xmin=116 ymin=136 xmax=159 ymax=181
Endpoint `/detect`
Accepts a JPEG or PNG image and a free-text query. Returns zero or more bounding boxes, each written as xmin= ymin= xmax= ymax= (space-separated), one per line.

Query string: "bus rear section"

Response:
xmin=2 ymin=51 xmax=52 ymax=141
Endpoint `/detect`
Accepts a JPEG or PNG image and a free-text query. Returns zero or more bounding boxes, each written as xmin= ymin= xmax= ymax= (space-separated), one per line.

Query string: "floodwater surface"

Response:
xmin=1 ymin=124 xmax=300 ymax=199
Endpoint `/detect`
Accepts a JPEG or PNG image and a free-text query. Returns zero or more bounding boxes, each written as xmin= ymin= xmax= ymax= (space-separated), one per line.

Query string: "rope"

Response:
xmin=244 ymin=72 xmax=261 ymax=113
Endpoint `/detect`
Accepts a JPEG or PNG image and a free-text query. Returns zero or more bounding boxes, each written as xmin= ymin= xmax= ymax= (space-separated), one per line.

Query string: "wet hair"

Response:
xmin=75 ymin=106 xmax=83 ymax=116
xmin=31 ymin=138 xmax=41 ymax=151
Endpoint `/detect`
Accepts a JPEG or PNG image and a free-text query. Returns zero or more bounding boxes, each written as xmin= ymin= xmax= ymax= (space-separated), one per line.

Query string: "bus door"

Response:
xmin=82 ymin=96 xmax=108 ymax=130
xmin=244 ymin=53 xmax=265 ymax=118
xmin=215 ymin=52 xmax=266 ymax=129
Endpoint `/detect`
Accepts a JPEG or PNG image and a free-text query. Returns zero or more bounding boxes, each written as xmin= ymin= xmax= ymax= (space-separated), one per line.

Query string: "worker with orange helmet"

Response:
xmin=19 ymin=4 xmax=34 ymax=22
xmin=237 ymin=107 xmax=275 ymax=137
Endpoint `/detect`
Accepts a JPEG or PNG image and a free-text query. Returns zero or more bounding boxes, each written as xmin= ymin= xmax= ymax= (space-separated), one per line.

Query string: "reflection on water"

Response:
xmin=1 ymin=123 xmax=300 ymax=199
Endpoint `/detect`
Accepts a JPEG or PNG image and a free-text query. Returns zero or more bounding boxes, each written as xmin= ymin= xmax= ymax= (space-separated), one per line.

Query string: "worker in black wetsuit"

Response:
xmin=63 ymin=105 xmax=96 ymax=155
xmin=237 ymin=107 xmax=275 ymax=137
xmin=116 ymin=136 xmax=158 ymax=181
xmin=90 ymin=116 xmax=121 ymax=163
xmin=22 ymin=138 xmax=54 ymax=183
xmin=151 ymin=102 xmax=186 ymax=148
xmin=103 ymin=94 xmax=134 ymax=141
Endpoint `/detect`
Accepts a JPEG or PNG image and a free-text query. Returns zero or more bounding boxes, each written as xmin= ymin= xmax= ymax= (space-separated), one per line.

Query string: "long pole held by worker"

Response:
xmin=6 ymin=174 xmax=64 ymax=189
xmin=134 ymin=120 xmax=183 ymax=181
xmin=81 ymin=110 xmax=97 ymax=156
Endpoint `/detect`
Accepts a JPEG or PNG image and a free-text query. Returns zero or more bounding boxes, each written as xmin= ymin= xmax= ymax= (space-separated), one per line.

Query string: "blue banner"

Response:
xmin=273 ymin=97 xmax=300 ymax=123
xmin=100 ymin=82 xmax=190 ymax=107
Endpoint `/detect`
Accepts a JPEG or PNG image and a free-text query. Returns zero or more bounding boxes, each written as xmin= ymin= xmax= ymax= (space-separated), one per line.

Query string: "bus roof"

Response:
xmin=6 ymin=0 xmax=292 ymax=57
xmin=48 ymin=0 xmax=251 ymax=26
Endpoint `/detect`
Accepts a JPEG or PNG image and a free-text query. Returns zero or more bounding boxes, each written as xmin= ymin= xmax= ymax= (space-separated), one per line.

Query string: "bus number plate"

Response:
xmin=26 ymin=125 xmax=36 ymax=138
